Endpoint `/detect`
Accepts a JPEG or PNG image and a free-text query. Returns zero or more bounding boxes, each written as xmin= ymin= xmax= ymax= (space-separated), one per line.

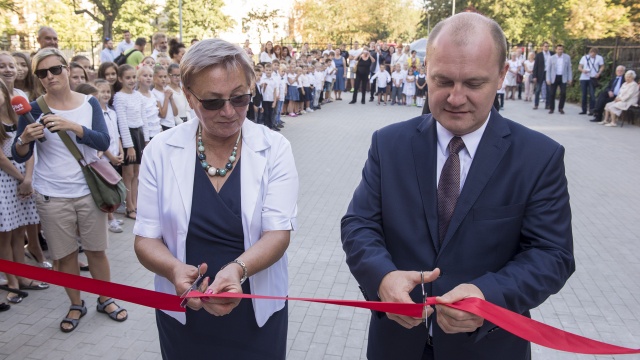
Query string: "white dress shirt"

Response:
xmin=555 ymin=56 xmax=564 ymax=76
xmin=436 ymin=113 xmax=491 ymax=191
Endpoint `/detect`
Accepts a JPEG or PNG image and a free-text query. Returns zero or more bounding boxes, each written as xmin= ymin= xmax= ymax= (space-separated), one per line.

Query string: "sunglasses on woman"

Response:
xmin=187 ymin=88 xmax=251 ymax=111
xmin=34 ymin=65 xmax=67 ymax=79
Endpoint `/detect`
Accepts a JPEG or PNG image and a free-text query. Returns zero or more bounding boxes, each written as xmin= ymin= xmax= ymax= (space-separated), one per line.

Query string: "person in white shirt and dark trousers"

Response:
xmin=578 ymin=48 xmax=604 ymax=115
xmin=261 ymin=64 xmax=279 ymax=131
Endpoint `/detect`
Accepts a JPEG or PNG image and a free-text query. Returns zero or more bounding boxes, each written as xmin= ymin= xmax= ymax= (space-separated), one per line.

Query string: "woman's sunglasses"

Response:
xmin=187 ymin=88 xmax=251 ymax=111
xmin=35 ymin=65 xmax=67 ymax=79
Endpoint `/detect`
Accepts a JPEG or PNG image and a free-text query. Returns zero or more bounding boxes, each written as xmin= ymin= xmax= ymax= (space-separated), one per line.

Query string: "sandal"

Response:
xmin=19 ymin=280 xmax=49 ymax=290
xmin=6 ymin=290 xmax=27 ymax=304
xmin=0 ymin=285 xmax=28 ymax=298
xmin=97 ymin=298 xmax=128 ymax=322
xmin=60 ymin=300 xmax=87 ymax=333
xmin=125 ymin=209 xmax=137 ymax=220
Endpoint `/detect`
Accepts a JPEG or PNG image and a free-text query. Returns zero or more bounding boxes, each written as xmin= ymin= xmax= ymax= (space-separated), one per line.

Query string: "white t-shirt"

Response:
xmin=113 ymin=90 xmax=147 ymax=146
xmin=391 ymin=71 xmax=405 ymax=87
xmin=259 ymin=52 xmax=276 ymax=63
xmin=371 ymin=71 xmax=391 ymax=88
xmin=170 ymin=86 xmax=190 ymax=123
xmin=278 ymin=73 xmax=288 ymax=101
xmin=579 ymin=54 xmax=604 ymax=80
xmin=261 ymin=76 xmax=278 ymax=102
xmin=287 ymin=73 xmax=298 ymax=87
xmin=300 ymin=73 xmax=311 ymax=87
xmin=33 ymin=96 xmax=100 ymax=198
xmin=116 ymin=40 xmax=134 ymax=56
xmin=348 ymin=48 xmax=363 ymax=67
xmin=152 ymin=88 xmax=177 ymax=129
xmin=140 ymin=92 xmax=161 ymax=139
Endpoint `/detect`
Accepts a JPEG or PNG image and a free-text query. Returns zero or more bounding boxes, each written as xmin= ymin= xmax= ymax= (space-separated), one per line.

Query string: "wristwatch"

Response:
xmin=16 ymin=136 xmax=25 ymax=146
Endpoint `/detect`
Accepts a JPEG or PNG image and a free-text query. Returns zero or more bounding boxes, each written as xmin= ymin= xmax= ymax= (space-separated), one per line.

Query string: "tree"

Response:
xmin=164 ymin=0 xmax=234 ymax=41
xmin=72 ymin=0 xmax=130 ymax=40
xmin=565 ymin=0 xmax=630 ymax=40
xmin=242 ymin=6 xmax=281 ymax=44
xmin=292 ymin=0 xmax=421 ymax=44
xmin=112 ymin=0 xmax=159 ymax=42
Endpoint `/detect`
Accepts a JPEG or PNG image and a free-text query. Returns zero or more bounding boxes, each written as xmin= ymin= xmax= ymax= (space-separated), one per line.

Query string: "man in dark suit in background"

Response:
xmin=532 ymin=41 xmax=554 ymax=110
xmin=341 ymin=13 xmax=574 ymax=360
xmin=590 ymin=65 xmax=626 ymax=122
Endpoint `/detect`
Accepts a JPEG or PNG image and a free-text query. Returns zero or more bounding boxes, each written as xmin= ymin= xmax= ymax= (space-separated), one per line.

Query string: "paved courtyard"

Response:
xmin=1 ymin=95 xmax=639 ymax=360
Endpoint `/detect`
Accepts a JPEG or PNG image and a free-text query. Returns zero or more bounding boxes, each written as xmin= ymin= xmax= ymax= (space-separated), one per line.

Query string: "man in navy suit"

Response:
xmin=341 ymin=13 xmax=574 ymax=360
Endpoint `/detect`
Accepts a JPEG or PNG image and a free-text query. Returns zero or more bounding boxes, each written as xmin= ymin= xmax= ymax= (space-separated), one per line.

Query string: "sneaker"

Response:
xmin=109 ymin=221 xmax=123 ymax=233
xmin=288 ymin=113 xmax=298 ymax=117
xmin=300 ymin=110 xmax=306 ymax=114
xmin=383 ymin=102 xmax=387 ymax=106
xmin=116 ymin=219 xmax=124 ymax=226
xmin=305 ymin=108 xmax=314 ymax=112
xmin=115 ymin=203 xmax=126 ymax=214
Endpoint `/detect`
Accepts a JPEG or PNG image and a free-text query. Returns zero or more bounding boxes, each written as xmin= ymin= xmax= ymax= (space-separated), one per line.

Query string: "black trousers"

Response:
xmin=262 ymin=101 xmax=274 ymax=128
xmin=352 ymin=73 xmax=369 ymax=103
xmin=549 ymin=75 xmax=567 ymax=112
xmin=370 ymin=72 xmax=377 ymax=100
xmin=592 ymin=91 xmax=616 ymax=121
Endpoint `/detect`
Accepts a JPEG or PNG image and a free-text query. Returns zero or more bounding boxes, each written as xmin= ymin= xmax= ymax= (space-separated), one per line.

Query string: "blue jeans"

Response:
xmin=275 ymin=100 xmax=284 ymax=125
xmin=534 ymin=79 xmax=550 ymax=107
xmin=580 ymin=79 xmax=595 ymax=112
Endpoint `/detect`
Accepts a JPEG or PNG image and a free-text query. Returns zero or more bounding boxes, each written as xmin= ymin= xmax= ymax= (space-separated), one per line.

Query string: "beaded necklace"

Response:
xmin=197 ymin=127 xmax=241 ymax=177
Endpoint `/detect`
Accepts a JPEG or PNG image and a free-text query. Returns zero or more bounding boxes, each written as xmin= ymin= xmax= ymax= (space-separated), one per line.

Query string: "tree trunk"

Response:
xmin=102 ymin=16 xmax=114 ymax=40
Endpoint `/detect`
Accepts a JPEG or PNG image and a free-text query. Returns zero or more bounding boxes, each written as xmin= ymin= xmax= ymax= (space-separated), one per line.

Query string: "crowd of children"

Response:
xmin=247 ymin=43 xmax=426 ymax=129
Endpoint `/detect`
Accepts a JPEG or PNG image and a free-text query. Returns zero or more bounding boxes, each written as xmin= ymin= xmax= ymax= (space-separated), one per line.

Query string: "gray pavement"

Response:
xmin=1 ymin=95 xmax=640 ymax=360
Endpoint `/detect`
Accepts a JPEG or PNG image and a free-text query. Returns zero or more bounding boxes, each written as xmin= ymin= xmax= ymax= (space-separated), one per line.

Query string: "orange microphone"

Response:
xmin=10 ymin=96 xmax=46 ymax=143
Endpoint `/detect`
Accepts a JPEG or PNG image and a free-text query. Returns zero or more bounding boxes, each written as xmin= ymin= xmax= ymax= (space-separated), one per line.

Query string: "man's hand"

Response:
xmin=435 ymin=284 xmax=485 ymax=334
xmin=378 ymin=269 xmax=440 ymax=329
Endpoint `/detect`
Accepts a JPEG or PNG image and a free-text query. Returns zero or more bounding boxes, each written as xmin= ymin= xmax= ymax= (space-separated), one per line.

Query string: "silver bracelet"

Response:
xmin=220 ymin=259 xmax=247 ymax=285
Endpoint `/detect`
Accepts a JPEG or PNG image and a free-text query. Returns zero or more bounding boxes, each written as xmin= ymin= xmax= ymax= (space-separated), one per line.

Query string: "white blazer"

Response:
xmin=133 ymin=118 xmax=299 ymax=326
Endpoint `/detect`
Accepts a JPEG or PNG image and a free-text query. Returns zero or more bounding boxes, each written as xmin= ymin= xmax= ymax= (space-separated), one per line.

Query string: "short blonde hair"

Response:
xmin=180 ymin=38 xmax=254 ymax=89
xmin=32 ymin=48 xmax=68 ymax=74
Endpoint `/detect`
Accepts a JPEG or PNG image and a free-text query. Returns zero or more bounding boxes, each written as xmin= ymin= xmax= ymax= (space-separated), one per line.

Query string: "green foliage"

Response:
xmin=164 ymin=0 xmax=234 ymax=40
xmin=565 ymin=0 xmax=630 ymax=40
xmin=112 ymin=0 xmax=158 ymax=40
xmin=293 ymin=0 xmax=421 ymax=44
xmin=242 ymin=6 xmax=281 ymax=44
xmin=418 ymin=0 xmax=637 ymax=44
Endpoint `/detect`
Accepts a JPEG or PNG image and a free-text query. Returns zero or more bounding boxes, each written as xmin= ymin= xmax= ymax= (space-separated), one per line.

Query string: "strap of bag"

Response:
xmin=35 ymin=96 xmax=86 ymax=167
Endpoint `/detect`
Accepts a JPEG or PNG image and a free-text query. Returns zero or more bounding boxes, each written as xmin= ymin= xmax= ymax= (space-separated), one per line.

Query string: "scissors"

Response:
xmin=180 ymin=264 xmax=204 ymax=308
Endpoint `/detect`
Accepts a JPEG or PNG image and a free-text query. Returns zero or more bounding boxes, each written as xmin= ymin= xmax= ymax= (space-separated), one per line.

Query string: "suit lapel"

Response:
xmin=411 ymin=116 xmax=439 ymax=251
xmin=438 ymin=110 xmax=512 ymax=255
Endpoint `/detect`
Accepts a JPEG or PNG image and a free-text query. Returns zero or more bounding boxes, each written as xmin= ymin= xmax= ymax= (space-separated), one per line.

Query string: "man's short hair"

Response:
xmin=542 ymin=41 xmax=549 ymax=46
xmin=427 ymin=12 xmax=507 ymax=71
xmin=135 ymin=37 xmax=147 ymax=46
xmin=589 ymin=47 xmax=598 ymax=54
xmin=152 ymin=32 xmax=166 ymax=43
xmin=123 ymin=30 xmax=130 ymax=34
xmin=556 ymin=44 xmax=564 ymax=48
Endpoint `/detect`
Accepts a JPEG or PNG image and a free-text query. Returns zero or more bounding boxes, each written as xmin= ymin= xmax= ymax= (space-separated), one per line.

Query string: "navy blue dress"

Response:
xmin=156 ymin=157 xmax=287 ymax=360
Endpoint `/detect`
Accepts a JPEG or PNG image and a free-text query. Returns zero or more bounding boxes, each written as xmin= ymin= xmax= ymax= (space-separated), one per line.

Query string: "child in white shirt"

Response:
xmin=93 ymin=79 xmax=124 ymax=232
xmin=370 ymin=65 xmax=391 ymax=105
xmin=260 ymin=63 xmax=279 ymax=131
xmin=151 ymin=66 xmax=178 ymax=131
xmin=391 ymin=64 xmax=405 ymax=105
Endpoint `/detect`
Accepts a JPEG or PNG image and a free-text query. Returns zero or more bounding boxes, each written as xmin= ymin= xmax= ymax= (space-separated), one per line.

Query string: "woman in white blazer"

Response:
xmin=133 ymin=39 xmax=298 ymax=360
xmin=601 ymin=70 xmax=639 ymax=127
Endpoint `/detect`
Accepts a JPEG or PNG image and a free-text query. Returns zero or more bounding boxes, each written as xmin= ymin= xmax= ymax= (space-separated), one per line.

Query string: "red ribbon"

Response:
xmin=1 ymin=259 xmax=639 ymax=355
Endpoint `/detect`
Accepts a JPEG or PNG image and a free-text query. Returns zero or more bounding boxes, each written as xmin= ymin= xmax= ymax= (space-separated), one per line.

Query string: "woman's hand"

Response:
xmin=201 ymin=263 xmax=243 ymax=316
xmin=20 ymin=122 xmax=46 ymax=143
xmin=17 ymin=180 xmax=33 ymax=199
xmin=126 ymin=148 xmax=136 ymax=163
xmin=172 ymin=262 xmax=210 ymax=311
xmin=42 ymin=114 xmax=81 ymax=135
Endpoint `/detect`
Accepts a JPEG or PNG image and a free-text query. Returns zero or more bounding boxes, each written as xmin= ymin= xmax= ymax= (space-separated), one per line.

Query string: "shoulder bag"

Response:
xmin=36 ymin=96 xmax=126 ymax=213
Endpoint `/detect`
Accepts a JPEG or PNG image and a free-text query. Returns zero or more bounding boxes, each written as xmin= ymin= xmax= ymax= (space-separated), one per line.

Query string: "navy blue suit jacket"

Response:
xmin=341 ymin=110 xmax=574 ymax=360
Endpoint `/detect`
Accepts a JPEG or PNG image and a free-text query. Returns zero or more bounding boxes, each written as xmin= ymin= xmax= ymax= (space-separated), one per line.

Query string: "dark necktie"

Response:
xmin=437 ymin=136 xmax=466 ymax=245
